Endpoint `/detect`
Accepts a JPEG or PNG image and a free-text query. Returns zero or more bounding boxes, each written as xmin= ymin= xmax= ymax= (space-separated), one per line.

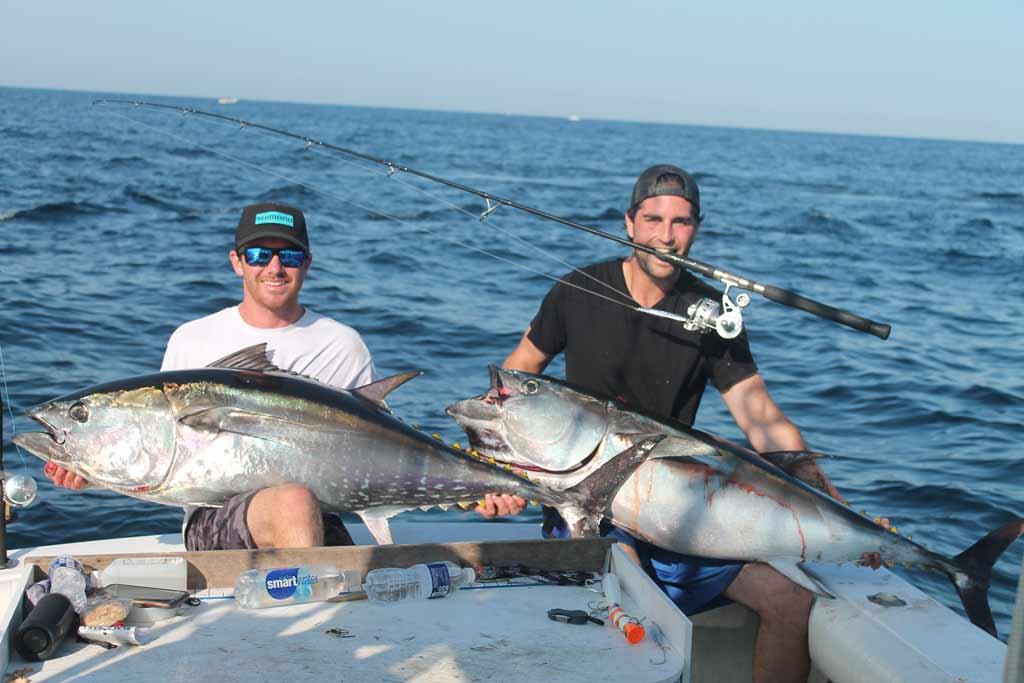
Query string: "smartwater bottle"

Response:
xmin=48 ymin=556 xmax=88 ymax=614
xmin=363 ymin=561 xmax=476 ymax=603
xmin=233 ymin=564 xmax=360 ymax=609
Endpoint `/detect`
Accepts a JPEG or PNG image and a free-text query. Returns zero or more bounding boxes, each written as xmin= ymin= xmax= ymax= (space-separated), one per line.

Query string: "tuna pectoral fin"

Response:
xmin=557 ymin=435 xmax=665 ymax=538
xmin=617 ymin=433 xmax=725 ymax=464
xmin=353 ymin=371 xmax=423 ymax=411
xmin=950 ymin=516 xmax=1024 ymax=637
xmin=768 ymin=560 xmax=836 ymax=599
xmin=179 ymin=408 xmax=346 ymax=444
xmin=641 ymin=435 xmax=730 ymax=473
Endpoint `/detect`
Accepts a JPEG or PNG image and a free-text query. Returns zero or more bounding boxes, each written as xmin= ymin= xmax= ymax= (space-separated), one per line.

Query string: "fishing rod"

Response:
xmin=92 ymin=99 xmax=892 ymax=341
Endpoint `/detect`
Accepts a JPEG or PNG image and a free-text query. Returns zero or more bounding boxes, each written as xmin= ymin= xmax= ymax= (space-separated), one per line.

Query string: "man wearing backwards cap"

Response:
xmin=45 ymin=202 xmax=377 ymax=551
xmin=492 ymin=166 xmax=865 ymax=682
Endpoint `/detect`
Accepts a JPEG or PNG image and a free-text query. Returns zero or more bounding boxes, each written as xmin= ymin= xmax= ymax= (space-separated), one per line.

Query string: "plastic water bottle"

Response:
xmin=233 ymin=564 xmax=360 ymax=609
xmin=48 ymin=556 xmax=88 ymax=614
xmin=363 ymin=562 xmax=476 ymax=603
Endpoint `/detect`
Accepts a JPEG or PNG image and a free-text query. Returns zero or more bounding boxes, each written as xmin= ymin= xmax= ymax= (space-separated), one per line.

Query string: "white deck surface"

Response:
xmin=8 ymin=583 xmax=683 ymax=682
xmin=807 ymin=562 xmax=1007 ymax=682
xmin=3 ymin=524 xmax=689 ymax=682
xmin=3 ymin=523 xmax=1014 ymax=682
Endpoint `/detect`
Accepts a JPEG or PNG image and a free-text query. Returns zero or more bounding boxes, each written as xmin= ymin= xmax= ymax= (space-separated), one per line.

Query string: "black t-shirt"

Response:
xmin=528 ymin=259 xmax=758 ymax=425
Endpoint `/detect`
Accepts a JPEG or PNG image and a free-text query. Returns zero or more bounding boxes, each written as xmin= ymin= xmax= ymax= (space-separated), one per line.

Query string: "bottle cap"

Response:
xmin=622 ymin=622 xmax=645 ymax=644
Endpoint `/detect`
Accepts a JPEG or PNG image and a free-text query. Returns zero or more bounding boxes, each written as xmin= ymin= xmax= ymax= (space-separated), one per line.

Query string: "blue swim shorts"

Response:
xmin=542 ymin=508 xmax=743 ymax=615
xmin=604 ymin=526 xmax=744 ymax=615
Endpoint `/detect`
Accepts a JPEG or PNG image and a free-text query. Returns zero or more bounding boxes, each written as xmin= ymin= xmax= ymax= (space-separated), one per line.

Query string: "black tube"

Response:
xmin=14 ymin=593 xmax=79 ymax=661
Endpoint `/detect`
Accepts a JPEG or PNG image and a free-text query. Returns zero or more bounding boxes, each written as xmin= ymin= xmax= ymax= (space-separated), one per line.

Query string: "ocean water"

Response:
xmin=2 ymin=87 xmax=1022 ymax=635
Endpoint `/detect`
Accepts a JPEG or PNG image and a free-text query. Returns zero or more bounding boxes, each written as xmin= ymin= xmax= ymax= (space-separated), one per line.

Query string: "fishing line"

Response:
xmin=226 ymin=114 xmax=637 ymax=307
xmin=116 ymin=105 xmax=639 ymax=308
xmin=0 ymin=343 xmax=30 ymax=469
xmin=94 ymin=100 xmax=892 ymax=339
xmin=100 ymin=107 xmax=644 ymax=316
xmin=283 ymin=127 xmax=634 ymax=305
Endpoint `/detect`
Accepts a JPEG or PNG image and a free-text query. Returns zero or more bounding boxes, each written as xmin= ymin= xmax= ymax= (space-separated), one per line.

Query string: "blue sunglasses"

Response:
xmin=240 ymin=246 xmax=308 ymax=268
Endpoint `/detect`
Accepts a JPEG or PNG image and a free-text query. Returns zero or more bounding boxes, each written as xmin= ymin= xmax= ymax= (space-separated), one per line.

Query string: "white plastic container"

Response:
xmin=94 ymin=557 xmax=187 ymax=592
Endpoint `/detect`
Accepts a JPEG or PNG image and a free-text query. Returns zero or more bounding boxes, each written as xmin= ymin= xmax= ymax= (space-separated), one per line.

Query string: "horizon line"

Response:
xmin=3 ymin=83 xmax=1022 ymax=148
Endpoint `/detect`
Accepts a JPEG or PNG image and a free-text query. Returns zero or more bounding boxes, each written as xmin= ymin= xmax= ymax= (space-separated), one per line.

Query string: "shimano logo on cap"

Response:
xmin=254 ymin=211 xmax=295 ymax=228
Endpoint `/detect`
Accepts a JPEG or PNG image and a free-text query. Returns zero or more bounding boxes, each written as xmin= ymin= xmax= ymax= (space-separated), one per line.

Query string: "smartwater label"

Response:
xmin=265 ymin=567 xmax=318 ymax=600
xmin=426 ymin=562 xmax=452 ymax=599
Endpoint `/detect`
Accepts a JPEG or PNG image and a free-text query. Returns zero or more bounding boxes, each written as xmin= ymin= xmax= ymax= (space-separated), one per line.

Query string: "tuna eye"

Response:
xmin=522 ymin=380 xmax=539 ymax=395
xmin=69 ymin=402 xmax=89 ymax=423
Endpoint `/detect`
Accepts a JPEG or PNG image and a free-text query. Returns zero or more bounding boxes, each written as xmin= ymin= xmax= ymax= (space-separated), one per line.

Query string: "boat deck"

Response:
xmin=3 ymin=525 xmax=691 ymax=682
xmin=9 ymin=582 xmax=682 ymax=682
xmin=1 ymin=523 xmax=1013 ymax=682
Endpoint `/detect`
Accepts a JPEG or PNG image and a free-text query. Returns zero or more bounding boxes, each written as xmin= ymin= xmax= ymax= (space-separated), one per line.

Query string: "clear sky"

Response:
xmin=3 ymin=1 xmax=1022 ymax=144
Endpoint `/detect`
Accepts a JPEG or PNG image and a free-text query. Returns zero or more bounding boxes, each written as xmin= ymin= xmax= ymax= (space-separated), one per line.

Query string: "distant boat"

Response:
xmin=567 ymin=115 xmax=581 ymax=122
xmin=217 ymin=97 xmax=239 ymax=105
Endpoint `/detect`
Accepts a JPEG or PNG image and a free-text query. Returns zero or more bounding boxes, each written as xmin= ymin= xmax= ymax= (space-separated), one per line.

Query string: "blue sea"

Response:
xmin=2 ymin=87 xmax=1022 ymax=635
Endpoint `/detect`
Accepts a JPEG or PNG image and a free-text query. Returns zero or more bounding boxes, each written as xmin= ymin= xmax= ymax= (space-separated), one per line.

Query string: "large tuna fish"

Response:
xmin=11 ymin=345 xmax=660 ymax=545
xmin=446 ymin=366 xmax=1023 ymax=637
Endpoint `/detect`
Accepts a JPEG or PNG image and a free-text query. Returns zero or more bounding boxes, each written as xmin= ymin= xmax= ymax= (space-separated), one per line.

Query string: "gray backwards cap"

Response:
xmin=629 ymin=164 xmax=701 ymax=220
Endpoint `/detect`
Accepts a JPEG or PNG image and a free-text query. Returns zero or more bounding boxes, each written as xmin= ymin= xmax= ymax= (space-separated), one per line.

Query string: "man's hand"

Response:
xmin=787 ymin=460 xmax=893 ymax=569
xmin=789 ymin=460 xmax=844 ymax=501
xmin=475 ymin=493 xmax=527 ymax=518
xmin=43 ymin=462 xmax=90 ymax=490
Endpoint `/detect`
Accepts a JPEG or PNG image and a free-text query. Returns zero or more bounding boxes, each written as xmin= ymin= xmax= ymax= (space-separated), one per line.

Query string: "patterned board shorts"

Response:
xmin=184 ymin=489 xmax=354 ymax=551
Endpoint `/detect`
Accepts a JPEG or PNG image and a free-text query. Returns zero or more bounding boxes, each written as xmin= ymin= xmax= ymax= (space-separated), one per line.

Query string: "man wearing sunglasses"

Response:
xmin=45 ymin=202 xmax=377 ymax=552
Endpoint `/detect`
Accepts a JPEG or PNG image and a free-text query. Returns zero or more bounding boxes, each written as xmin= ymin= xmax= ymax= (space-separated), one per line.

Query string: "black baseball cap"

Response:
xmin=235 ymin=203 xmax=309 ymax=250
xmin=629 ymin=165 xmax=702 ymax=220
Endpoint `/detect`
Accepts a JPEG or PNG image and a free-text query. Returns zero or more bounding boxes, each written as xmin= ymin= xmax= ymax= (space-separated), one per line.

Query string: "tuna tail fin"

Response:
xmin=949 ymin=517 xmax=1024 ymax=637
xmin=556 ymin=435 xmax=664 ymax=538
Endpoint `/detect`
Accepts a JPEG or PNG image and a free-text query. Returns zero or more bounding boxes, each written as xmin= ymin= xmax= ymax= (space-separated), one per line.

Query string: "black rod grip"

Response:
xmin=761 ymin=285 xmax=891 ymax=340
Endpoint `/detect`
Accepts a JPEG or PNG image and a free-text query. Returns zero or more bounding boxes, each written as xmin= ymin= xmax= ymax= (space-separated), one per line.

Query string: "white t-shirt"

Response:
xmin=164 ymin=305 xmax=376 ymax=542
xmin=161 ymin=306 xmax=376 ymax=389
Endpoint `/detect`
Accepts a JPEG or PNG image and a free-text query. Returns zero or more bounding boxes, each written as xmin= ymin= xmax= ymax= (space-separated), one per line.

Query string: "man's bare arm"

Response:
xmin=721 ymin=374 xmax=843 ymax=499
xmin=502 ymin=328 xmax=553 ymax=372
xmin=722 ymin=373 xmax=889 ymax=568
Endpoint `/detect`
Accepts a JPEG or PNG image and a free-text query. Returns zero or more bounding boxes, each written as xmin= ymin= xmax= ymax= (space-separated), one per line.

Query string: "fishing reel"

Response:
xmin=683 ymin=286 xmax=749 ymax=339
xmin=2 ymin=472 xmax=38 ymax=508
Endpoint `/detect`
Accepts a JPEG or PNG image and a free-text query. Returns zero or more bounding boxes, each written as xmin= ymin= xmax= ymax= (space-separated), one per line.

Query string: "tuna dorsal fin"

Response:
xmin=205 ymin=343 xmax=320 ymax=383
xmin=206 ymin=344 xmax=281 ymax=372
xmin=761 ymin=450 xmax=829 ymax=475
xmin=353 ymin=371 xmax=423 ymax=409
